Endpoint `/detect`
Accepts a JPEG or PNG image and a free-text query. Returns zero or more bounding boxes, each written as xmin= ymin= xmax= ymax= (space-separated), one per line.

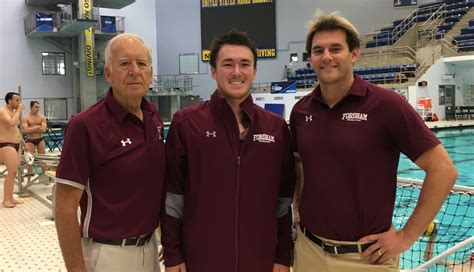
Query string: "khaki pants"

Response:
xmin=294 ymin=227 xmax=399 ymax=272
xmin=81 ymin=235 xmax=160 ymax=272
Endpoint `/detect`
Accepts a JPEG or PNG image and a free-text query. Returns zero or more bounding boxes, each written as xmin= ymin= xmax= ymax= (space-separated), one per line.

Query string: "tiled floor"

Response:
xmin=0 ymin=165 xmax=165 ymax=272
xmin=0 ymin=169 xmax=65 ymax=272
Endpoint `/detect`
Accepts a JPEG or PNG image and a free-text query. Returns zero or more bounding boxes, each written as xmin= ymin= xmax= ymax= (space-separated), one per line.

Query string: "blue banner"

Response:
xmin=101 ymin=16 xmax=117 ymax=33
xmin=35 ymin=12 xmax=54 ymax=31
xmin=271 ymin=81 xmax=297 ymax=93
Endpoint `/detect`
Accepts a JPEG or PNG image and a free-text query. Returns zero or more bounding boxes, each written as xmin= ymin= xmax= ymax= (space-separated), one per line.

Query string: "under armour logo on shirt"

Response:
xmin=121 ymin=138 xmax=132 ymax=146
xmin=206 ymin=131 xmax=217 ymax=138
xmin=305 ymin=115 xmax=313 ymax=122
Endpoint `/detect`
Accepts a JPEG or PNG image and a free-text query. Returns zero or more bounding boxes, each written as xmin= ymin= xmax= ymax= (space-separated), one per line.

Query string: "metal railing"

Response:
xmin=360 ymin=45 xmax=418 ymax=63
xmin=419 ymin=4 xmax=447 ymax=45
xmin=392 ymin=8 xmax=418 ymax=42
xmin=24 ymin=7 xmax=125 ymax=37
xmin=151 ymin=75 xmax=194 ymax=94
xmin=416 ymin=236 xmax=474 ymax=271
xmin=24 ymin=11 xmax=58 ymax=36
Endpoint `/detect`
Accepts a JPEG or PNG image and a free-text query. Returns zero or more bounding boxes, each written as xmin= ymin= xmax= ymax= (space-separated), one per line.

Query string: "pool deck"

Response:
xmin=425 ymin=120 xmax=474 ymax=129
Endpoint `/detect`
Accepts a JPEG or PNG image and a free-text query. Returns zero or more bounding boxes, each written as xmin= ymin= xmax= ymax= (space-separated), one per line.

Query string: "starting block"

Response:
xmin=16 ymin=153 xmax=60 ymax=195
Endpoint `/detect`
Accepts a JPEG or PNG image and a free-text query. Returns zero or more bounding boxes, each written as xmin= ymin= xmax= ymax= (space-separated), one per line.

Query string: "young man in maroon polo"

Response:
xmin=55 ymin=33 xmax=166 ymax=272
xmin=290 ymin=11 xmax=457 ymax=271
xmin=161 ymin=30 xmax=295 ymax=272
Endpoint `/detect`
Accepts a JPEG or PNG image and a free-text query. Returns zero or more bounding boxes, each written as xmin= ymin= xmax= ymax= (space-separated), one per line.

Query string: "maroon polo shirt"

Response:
xmin=56 ymin=89 xmax=166 ymax=240
xmin=289 ymin=76 xmax=440 ymax=241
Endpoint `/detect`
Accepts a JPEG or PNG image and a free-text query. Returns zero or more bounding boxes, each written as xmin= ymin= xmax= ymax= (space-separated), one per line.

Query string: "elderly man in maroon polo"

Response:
xmin=290 ymin=11 xmax=457 ymax=271
xmin=55 ymin=33 xmax=166 ymax=272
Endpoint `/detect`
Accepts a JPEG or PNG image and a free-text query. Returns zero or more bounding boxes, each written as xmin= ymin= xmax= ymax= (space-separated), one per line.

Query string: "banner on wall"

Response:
xmin=35 ymin=12 xmax=54 ymax=31
xmin=85 ymin=28 xmax=94 ymax=77
xmin=100 ymin=16 xmax=117 ymax=33
xmin=271 ymin=81 xmax=297 ymax=94
xmin=200 ymin=0 xmax=276 ymax=61
xmin=82 ymin=0 xmax=94 ymax=77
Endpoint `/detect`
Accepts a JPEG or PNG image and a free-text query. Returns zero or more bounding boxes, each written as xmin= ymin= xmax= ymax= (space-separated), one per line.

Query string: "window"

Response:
xmin=42 ymin=52 xmax=66 ymax=75
xmin=179 ymin=53 xmax=199 ymax=74
xmin=44 ymin=98 xmax=68 ymax=120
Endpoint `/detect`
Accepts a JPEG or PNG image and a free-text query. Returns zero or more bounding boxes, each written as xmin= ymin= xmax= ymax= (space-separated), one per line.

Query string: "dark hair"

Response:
xmin=209 ymin=30 xmax=257 ymax=69
xmin=306 ymin=11 xmax=360 ymax=56
xmin=5 ymin=92 xmax=20 ymax=104
xmin=30 ymin=100 xmax=40 ymax=108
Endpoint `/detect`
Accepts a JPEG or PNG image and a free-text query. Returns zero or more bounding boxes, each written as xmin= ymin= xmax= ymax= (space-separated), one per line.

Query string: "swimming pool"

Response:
xmin=395 ymin=127 xmax=474 ymax=270
xmin=397 ymin=127 xmax=474 ymax=187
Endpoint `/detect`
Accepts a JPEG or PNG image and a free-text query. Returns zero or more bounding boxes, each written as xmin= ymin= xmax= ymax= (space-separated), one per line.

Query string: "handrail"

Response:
xmin=151 ymin=74 xmax=194 ymax=93
xmin=415 ymin=236 xmax=474 ymax=270
xmin=392 ymin=8 xmax=419 ymax=41
xmin=439 ymin=36 xmax=461 ymax=55
xmin=421 ymin=3 xmax=446 ymax=27
xmin=414 ymin=44 xmax=443 ymax=76
xmin=420 ymin=4 xmax=446 ymax=45
xmin=361 ymin=45 xmax=417 ymax=62
xmin=23 ymin=11 xmax=58 ymax=36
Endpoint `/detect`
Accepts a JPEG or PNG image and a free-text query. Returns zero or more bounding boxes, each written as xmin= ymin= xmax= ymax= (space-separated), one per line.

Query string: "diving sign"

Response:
xmin=256 ymin=48 xmax=276 ymax=58
xmin=81 ymin=0 xmax=94 ymax=77
xmin=85 ymin=27 xmax=94 ymax=77
xmin=202 ymin=50 xmax=210 ymax=61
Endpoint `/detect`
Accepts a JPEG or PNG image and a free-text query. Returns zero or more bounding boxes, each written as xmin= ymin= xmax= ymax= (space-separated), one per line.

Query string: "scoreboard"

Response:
xmin=200 ymin=0 xmax=276 ymax=61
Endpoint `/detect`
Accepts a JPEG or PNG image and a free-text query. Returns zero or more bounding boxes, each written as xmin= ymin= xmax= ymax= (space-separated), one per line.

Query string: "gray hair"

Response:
xmin=104 ymin=33 xmax=153 ymax=68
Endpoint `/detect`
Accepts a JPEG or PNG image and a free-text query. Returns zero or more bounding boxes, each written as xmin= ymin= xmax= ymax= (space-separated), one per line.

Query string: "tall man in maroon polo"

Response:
xmin=290 ymin=11 xmax=457 ymax=271
xmin=55 ymin=33 xmax=166 ymax=272
xmin=161 ymin=30 xmax=295 ymax=272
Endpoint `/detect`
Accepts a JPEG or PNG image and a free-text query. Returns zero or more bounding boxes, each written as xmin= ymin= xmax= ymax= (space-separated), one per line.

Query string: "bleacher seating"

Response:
xmin=461 ymin=25 xmax=474 ymax=34
xmin=288 ymin=64 xmax=418 ymax=87
xmin=367 ymin=0 xmax=473 ymax=47
xmin=454 ymin=19 xmax=474 ymax=52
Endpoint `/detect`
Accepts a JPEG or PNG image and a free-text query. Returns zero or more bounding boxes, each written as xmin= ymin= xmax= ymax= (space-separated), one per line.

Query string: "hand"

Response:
xmin=273 ymin=263 xmax=290 ymax=272
xmin=359 ymin=225 xmax=414 ymax=264
xmin=17 ymin=103 xmax=25 ymax=112
xmin=165 ymin=263 xmax=186 ymax=272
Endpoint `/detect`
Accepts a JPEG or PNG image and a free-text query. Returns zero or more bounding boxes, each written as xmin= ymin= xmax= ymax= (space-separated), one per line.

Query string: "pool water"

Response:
xmin=395 ymin=127 xmax=474 ymax=270
xmin=397 ymin=127 xmax=474 ymax=187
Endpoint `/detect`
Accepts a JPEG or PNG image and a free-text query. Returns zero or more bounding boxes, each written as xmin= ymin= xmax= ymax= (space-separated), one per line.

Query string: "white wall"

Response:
xmin=409 ymin=57 xmax=474 ymax=120
xmin=0 ymin=0 xmax=75 ymax=115
xmin=99 ymin=0 xmax=158 ymax=70
xmin=96 ymin=0 xmax=158 ymax=94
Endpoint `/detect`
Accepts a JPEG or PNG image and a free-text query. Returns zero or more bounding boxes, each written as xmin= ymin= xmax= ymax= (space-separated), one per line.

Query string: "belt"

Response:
xmin=300 ymin=224 xmax=374 ymax=254
xmin=91 ymin=233 xmax=153 ymax=247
